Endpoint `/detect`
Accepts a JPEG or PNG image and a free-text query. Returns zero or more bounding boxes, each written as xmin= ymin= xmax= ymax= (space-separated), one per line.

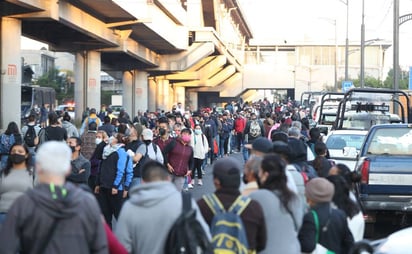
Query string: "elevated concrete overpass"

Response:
xmin=0 ymin=0 xmax=253 ymax=129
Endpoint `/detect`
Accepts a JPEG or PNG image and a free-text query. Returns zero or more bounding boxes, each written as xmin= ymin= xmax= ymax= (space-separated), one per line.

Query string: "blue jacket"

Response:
xmin=97 ymin=147 xmax=133 ymax=191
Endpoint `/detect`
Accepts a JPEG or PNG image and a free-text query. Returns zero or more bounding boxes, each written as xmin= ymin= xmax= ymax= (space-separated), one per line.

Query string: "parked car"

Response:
xmin=55 ymin=104 xmax=75 ymax=120
xmin=354 ymin=124 xmax=412 ymax=238
xmin=351 ymin=226 xmax=412 ymax=253
xmin=324 ymin=129 xmax=368 ymax=171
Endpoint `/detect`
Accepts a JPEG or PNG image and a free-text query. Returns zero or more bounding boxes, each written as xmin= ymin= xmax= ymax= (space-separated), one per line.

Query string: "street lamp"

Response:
xmin=339 ymin=0 xmax=350 ymax=82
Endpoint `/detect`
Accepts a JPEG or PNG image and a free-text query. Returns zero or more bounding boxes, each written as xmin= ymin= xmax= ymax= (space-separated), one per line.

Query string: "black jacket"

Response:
xmin=298 ymin=202 xmax=354 ymax=254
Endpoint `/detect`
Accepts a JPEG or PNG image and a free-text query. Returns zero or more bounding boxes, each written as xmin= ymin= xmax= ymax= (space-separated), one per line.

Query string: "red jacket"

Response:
xmin=234 ymin=117 xmax=246 ymax=133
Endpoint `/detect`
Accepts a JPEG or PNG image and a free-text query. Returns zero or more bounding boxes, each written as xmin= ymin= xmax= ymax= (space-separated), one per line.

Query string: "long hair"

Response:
xmin=327 ymin=175 xmax=360 ymax=218
xmin=4 ymin=121 xmax=20 ymax=135
xmin=313 ymin=141 xmax=327 ymax=174
xmin=2 ymin=143 xmax=32 ymax=176
xmin=260 ymin=153 xmax=296 ymax=210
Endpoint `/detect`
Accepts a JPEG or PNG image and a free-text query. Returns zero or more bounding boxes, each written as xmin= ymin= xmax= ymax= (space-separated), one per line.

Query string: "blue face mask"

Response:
xmin=194 ymin=129 xmax=202 ymax=135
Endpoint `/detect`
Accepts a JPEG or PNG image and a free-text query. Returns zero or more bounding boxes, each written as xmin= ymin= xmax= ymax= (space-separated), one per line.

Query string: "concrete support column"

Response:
xmin=156 ymin=78 xmax=170 ymax=112
xmin=122 ymin=71 xmax=133 ymax=116
xmin=135 ymin=71 xmax=149 ymax=113
xmin=188 ymin=91 xmax=198 ymax=111
xmin=0 ymin=18 xmax=21 ymax=129
xmin=74 ymin=51 xmax=101 ymax=122
xmin=148 ymin=78 xmax=157 ymax=112
xmin=174 ymin=86 xmax=186 ymax=111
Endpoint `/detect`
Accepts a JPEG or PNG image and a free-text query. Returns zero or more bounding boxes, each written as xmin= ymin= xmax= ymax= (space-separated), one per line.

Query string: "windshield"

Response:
xmin=326 ymin=134 xmax=366 ymax=150
xmin=367 ymin=128 xmax=412 ymax=155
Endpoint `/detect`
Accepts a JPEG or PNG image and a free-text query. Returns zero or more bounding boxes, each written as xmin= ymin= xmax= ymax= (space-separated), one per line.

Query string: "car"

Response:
xmin=351 ymin=226 xmax=412 ymax=253
xmin=324 ymin=129 xmax=368 ymax=171
xmin=55 ymin=104 xmax=75 ymax=120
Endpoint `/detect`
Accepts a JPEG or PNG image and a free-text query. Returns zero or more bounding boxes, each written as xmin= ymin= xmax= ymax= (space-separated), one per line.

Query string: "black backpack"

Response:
xmin=24 ymin=125 xmax=37 ymax=147
xmin=134 ymin=143 xmax=158 ymax=177
xmin=165 ymin=192 xmax=212 ymax=254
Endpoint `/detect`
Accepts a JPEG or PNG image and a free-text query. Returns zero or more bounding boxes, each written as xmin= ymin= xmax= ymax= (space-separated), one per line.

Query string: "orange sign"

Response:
xmin=135 ymin=87 xmax=143 ymax=96
xmin=7 ymin=64 xmax=17 ymax=76
xmin=88 ymin=78 xmax=96 ymax=88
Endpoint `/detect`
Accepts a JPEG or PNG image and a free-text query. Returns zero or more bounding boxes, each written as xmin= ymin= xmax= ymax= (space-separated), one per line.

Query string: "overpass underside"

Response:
xmin=0 ymin=0 xmax=249 ymax=128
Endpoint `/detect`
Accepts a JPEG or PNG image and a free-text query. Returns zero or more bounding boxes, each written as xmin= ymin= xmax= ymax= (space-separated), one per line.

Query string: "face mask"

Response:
xmin=69 ymin=146 xmax=76 ymax=153
xmin=184 ymin=115 xmax=190 ymax=120
xmin=96 ymin=138 xmax=102 ymax=145
xmin=194 ymin=129 xmax=202 ymax=135
xmin=159 ymin=128 xmax=166 ymax=136
xmin=242 ymin=174 xmax=248 ymax=184
xmin=10 ymin=154 xmax=26 ymax=164
xmin=181 ymin=135 xmax=191 ymax=143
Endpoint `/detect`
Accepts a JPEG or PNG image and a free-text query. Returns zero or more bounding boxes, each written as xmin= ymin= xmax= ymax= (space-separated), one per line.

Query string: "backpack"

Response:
xmin=165 ymin=192 xmax=212 ymax=254
xmin=134 ymin=143 xmax=158 ymax=177
xmin=293 ymin=161 xmax=318 ymax=184
xmin=249 ymin=120 xmax=261 ymax=138
xmin=203 ymin=194 xmax=250 ymax=254
xmin=24 ymin=125 xmax=38 ymax=147
xmin=0 ymin=134 xmax=15 ymax=154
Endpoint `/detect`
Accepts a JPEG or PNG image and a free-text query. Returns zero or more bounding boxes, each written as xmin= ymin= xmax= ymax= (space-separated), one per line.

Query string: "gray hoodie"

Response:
xmin=115 ymin=181 xmax=210 ymax=254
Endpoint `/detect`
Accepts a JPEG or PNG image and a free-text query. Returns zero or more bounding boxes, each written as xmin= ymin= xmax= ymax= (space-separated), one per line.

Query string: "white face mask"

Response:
xmin=96 ymin=138 xmax=102 ymax=145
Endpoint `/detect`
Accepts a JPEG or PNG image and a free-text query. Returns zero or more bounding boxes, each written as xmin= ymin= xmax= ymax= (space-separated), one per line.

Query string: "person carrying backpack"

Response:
xmin=0 ymin=122 xmax=23 ymax=170
xmin=243 ymin=113 xmax=265 ymax=162
xmin=197 ymin=157 xmax=267 ymax=254
xmin=115 ymin=160 xmax=210 ymax=254
xmin=80 ymin=108 xmax=102 ymax=135
xmin=130 ymin=128 xmax=164 ymax=188
xmin=21 ymin=114 xmax=41 ymax=163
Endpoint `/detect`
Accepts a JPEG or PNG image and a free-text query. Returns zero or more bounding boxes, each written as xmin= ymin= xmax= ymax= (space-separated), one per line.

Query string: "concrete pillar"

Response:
xmin=174 ymin=86 xmax=186 ymax=112
xmin=0 ymin=18 xmax=22 ymax=129
xmin=86 ymin=51 xmax=101 ymax=110
xmin=74 ymin=51 xmax=101 ymax=123
xmin=188 ymin=91 xmax=198 ymax=111
xmin=123 ymin=71 xmax=133 ymax=116
xmin=74 ymin=52 xmax=86 ymax=123
xmin=148 ymin=78 xmax=157 ymax=112
xmin=135 ymin=71 xmax=148 ymax=114
xmin=156 ymin=78 xmax=170 ymax=112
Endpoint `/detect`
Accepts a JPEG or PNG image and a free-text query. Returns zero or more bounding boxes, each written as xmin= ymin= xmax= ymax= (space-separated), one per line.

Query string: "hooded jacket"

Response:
xmin=115 ymin=181 xmax=210 ymax=254
xmin=0 ymin=182 xmax=108 ymax=254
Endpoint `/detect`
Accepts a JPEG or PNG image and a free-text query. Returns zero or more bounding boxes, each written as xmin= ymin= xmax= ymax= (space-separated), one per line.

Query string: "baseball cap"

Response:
xmin=142 ymin=128 xmax=153 ymax=141
xmin=245 ymin=137 xmax=273 ymax=153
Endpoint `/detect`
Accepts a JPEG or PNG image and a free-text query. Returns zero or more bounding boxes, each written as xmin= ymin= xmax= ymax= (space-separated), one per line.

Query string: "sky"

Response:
xmin=21 ymin=0 xmax=412 ymax=68
xmin=238 ymin=0 xmax=412 ymax=68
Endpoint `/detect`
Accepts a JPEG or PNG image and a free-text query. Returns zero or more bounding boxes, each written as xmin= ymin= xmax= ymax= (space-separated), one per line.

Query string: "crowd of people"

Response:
xmin=0 ymin=99 xmax=365 ymax=253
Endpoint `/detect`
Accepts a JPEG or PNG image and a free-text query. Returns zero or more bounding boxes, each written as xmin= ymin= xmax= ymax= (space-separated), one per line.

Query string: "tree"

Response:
xmin=35 ymin=68 xmax=74 ymax=103
xmin=383 ymin=68 xmax=409 ymax=90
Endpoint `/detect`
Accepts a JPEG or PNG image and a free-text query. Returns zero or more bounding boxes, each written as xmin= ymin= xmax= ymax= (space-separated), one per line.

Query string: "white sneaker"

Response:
xmin=190 ymin=179 xmax=195 ymax=185
xmin=183 ymin=187 xmax=189 ymax=192
xmin=188 ymin=183 xmax=194 ymax=189
xmin=198 ymin=179 xmax=203 ymax=186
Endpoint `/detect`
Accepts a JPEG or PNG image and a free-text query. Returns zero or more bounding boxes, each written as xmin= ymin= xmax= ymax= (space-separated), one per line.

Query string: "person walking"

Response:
xmin=298 ymin=177 xmax=354 ymax=254
xmin=115 ymin=160 xmax=209 ymax=254
xmin=249 ymin=153 xmax=303 ymax=254
xmin=197 ymin=157 xmax=267 ymax=253
xmin=0 ymin=141 xmax=108 ymax=253
xmin=190 ymin=124 xmax=209 ymax=186
xmin=165 ymin=128 xmax=194 ymax=191
xmin=95 ymin=133 xmax=133 ymax=228
xmin=0 ymin=121 xmax=23 ymax=170
xmin=66 ymin=137 xmax=91 ymax=186
xmin=0 ymin=143 xmax=34 ymax=225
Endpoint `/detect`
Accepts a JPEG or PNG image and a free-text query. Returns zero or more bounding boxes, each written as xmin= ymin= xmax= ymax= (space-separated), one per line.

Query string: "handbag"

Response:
xmin=311 ymin=210 xmax=335 ymax=254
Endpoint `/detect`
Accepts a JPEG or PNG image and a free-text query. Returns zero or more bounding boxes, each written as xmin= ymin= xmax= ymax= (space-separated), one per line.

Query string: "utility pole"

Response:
xmin=394 ymin=0 xmax=399 ymax=113
xmin=360 ymin=0 xmax=365 ymax=88
xmin=340 ymin=0 xmax=350 ymax=82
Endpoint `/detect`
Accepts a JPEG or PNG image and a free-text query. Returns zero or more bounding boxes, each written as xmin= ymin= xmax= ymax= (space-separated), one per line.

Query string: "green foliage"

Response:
xmin=338 ymin=68 xmax=410 ymax=90
xmin=35 ymin=68 xmax=74 ymax=103
xmin=101 ymin=90 xmax=113 ymax=106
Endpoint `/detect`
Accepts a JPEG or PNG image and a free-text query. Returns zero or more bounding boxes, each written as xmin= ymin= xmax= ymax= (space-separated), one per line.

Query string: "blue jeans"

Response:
xmin=130 ymin=177 xmax=141 ymax=188
xmin=0 ymin=213 xmax=7 ymax=226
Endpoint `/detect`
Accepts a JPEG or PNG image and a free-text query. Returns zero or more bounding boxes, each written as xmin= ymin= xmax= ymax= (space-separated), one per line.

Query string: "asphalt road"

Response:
xmin=189 ymin=151 xmax=245 ymax=201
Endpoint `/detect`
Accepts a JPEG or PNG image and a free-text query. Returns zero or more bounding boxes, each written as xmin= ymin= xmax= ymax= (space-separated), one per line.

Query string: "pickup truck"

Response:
xmin=354 ymin=124 xmax=412 ymax=237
